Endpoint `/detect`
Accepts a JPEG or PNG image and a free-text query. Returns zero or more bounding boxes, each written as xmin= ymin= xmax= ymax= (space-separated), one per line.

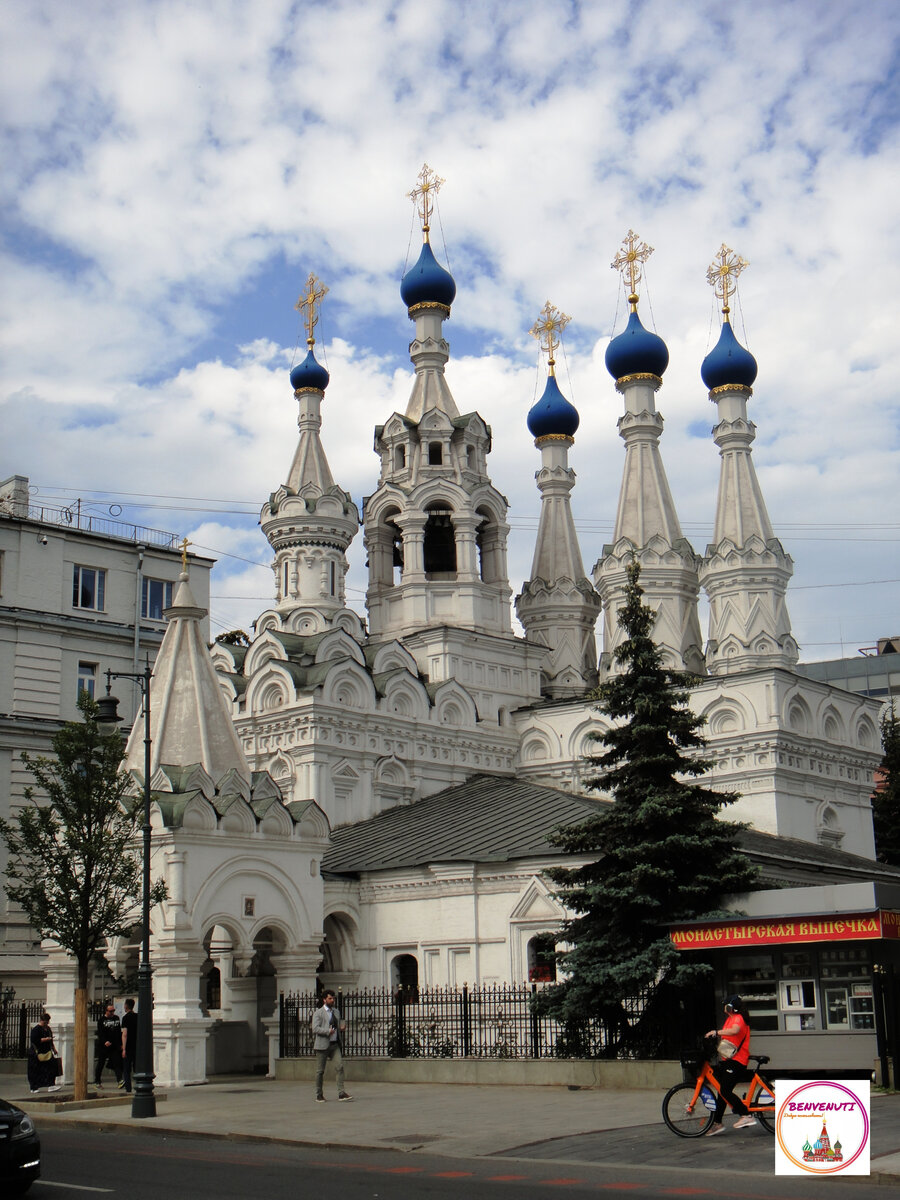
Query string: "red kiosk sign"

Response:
xmin=670 ymin=910 xmax=900 ymax=950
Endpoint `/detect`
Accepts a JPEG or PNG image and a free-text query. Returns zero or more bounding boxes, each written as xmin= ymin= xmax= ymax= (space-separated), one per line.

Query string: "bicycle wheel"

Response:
xmin=755 ymin=1106 xmax=776 ymax=1134
xmin=754 ymin=1077 xmax=776 ymax=1134
xmin=662 ymin=1081 xmax=716 ymax=1137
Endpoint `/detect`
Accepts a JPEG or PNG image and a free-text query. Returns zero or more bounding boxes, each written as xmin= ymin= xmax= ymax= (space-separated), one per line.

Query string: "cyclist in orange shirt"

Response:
xmin=703 ymin=995 xmax=757 ymax=1136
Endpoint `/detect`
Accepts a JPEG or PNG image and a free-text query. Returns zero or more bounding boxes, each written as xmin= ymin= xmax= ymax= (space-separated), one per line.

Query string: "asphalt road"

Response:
xmin=24 ymin=1126 xmax=897 ymax=1200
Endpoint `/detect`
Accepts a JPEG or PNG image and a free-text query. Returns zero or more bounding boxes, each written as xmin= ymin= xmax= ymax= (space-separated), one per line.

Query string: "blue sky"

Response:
xmin=2 ymin=0 xmax=898 ymax=658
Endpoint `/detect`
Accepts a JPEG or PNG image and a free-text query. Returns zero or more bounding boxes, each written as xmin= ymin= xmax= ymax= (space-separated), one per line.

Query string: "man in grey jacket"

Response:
xmin=311 ymin=990 xmax=352 ymax=1103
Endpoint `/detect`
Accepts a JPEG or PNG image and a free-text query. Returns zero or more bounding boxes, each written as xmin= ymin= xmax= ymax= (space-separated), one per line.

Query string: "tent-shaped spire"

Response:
xmin=516 ymin=301 xmax=599 ymax=697
xmin=699 ymin=245 xmax=797 ymax=674
xmin=123 ymin=571 xmax=250 ymax=784
xmin=594 ymin=230 xmax=704 ymax=677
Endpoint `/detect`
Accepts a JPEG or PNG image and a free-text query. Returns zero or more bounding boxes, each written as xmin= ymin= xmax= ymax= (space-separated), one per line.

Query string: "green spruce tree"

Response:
xmin=541 ymin=559 xmax=757 ymax=1022
xmin=872 ymin=702 xmax=900 ymax=866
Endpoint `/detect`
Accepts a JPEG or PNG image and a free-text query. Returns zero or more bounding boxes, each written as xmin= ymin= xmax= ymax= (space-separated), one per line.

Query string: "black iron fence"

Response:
xmin=0 ymin=1001 xmax=43 ymax=1058
xmin=1 ymin=999 xmax=109 ymax=1057
xmin=280 ymin=981 xmax=705 ymax=1061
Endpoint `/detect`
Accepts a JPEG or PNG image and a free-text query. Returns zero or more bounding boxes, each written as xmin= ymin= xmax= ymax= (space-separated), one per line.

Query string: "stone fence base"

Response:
xmin=276 ymin=1056 xmax=677 ymax=1089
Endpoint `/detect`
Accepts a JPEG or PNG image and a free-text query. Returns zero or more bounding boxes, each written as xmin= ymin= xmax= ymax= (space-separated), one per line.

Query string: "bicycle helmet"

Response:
xmin=725 ymin=994 xmax=743 ymax=1011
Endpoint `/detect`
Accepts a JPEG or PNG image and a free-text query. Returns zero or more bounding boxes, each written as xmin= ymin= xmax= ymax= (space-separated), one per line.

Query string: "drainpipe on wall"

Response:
xmin=472 ymin=864 xmax=480 ymax=984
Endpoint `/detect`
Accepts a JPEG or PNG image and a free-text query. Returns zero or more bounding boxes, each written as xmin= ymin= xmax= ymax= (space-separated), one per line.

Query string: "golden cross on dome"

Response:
xmin=295 ymin=272 xmax=329 ymax=347
xmin=611 ymin=230 xmax=654 ymax=311
xmin=407 ymin=163 xmax=445 ymax=243
xmin=179 ymin=537 xmax=192 ymax=571
xmin=530 ymin=300 xmax=571 ymax=376
xmin=706 ymin=244 xmax=749 ymax=318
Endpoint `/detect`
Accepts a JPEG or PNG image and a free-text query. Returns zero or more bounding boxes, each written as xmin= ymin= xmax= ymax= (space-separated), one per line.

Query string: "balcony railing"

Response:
xmin=5 ymin=502 xmax=179 ymax=550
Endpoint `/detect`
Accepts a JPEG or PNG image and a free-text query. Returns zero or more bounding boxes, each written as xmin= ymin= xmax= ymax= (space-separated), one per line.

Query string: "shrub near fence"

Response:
xmin=280 ymin=981 xmax=699 ymax=1061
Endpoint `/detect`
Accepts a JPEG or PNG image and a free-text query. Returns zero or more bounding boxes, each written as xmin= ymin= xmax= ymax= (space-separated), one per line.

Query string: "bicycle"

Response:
xmin=662 ymin=1038 xmax=776 ymax=1137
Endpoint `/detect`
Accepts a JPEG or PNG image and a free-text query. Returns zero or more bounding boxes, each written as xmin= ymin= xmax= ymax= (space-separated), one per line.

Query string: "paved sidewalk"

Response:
xmin=4 ymin=1073 xmax=899 ymax=1181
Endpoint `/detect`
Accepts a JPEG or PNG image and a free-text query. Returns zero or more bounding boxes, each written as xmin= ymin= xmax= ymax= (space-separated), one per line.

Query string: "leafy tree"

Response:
xmin=0 ymin=694 xmax=166 ymax=1099
xmin=215 ymin=629 xmax=250 ymax=646
xmin=539 ymin=559 xmax=757 ymax=1026
xmin=872 ymin=702 xmax=900 ymax=866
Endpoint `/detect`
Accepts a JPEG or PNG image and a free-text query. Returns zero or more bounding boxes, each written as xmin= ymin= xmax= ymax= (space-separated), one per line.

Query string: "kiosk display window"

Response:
xmin=726 ymin=946 xmax=874 ymax=1033
xmin=820 ymin=948 xmax=874 ymax=1030
xmin=725 ymin=952 xmax=778 ymax=1031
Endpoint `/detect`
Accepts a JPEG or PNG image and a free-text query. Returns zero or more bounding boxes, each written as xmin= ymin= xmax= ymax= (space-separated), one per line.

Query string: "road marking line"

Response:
xmin=39 ymin=1183 xmax=115 ymax=1193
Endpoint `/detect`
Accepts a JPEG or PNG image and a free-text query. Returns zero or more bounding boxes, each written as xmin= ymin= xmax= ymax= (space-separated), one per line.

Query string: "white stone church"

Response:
xmin=10 ymin=182 xmax=892 ymax=1086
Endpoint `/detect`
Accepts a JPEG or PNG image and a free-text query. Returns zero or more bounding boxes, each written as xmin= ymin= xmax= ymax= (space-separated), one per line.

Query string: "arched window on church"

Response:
xmin=206 ymin=965 xmax=221 ymax=1011
xmin=371 ymin=507 xmax=403 ymax=587
xmin=394 ymin=444 xmax=406 ymax=470
xmin=391 ymin=953 xmax=419 ymax=1003
xmin=424 ymin=503 xmax=456 ymax=578
xmin=390 ymin=516 xmax=403 ymax=585
xmin=527 ymin=933 xmax=557 ymax=983
xmin=476 ymin=507 xmax=501 ymax=582
xmin=428 ymin=441 xmax=443 ymax=465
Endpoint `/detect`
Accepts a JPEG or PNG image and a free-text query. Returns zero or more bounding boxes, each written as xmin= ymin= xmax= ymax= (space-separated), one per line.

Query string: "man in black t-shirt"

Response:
xmin=120 ymin=998 xmax=137 ymax=1093
xmin=95 ymin=1002 xmax=123 ymax=1088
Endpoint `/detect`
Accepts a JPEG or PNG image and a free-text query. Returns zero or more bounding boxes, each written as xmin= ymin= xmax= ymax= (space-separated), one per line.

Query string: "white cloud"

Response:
xmin=3 ymin=0 xmax=899 ymax=661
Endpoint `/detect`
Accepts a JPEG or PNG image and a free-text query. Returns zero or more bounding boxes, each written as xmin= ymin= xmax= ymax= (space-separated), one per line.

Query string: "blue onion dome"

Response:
xmin=290 ymin=346 xmax=330 ymax=392
xmin=700 ymin=319 xmax=758 ymax=390
xmin=400 ymin=240 xmax=457 ymax=310
xmin=527 ymin=373 xmax=580 ymax=439
xmin=604 ymin=309 xmax=669 ymax=381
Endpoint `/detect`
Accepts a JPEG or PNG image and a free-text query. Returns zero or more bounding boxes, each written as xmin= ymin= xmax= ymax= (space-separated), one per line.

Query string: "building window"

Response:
xmin=527 ymin=933 xmax=557 ymax=983
xmin=77 ymin=662 xmax=97 ymax=700
xmin=391 ymin=953 xmax=419 ymax=1002
xmin=73 ymin=565 xmax=106 ymax=611
xmin=141 ymin=577 xmax=173 ymax=620
xmin=428 ymin=441 xmax=443 ymax=465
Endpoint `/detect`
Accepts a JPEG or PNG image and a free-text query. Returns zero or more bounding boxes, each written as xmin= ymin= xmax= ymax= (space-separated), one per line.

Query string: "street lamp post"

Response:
xmin=96 ymin=662 xmax=156 ymax=1119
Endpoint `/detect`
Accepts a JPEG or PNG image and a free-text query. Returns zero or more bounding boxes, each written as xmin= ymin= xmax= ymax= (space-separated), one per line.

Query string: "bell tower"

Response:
xmin=363 ymin=166 xmax=542 ymax=717
xmin=364 ymin=166 xmax=514 ymax=642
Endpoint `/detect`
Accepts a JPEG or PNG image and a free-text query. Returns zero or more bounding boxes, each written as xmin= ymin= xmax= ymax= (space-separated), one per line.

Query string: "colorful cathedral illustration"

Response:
xmin=803 ymin=1121 xmax=844 ymax=1162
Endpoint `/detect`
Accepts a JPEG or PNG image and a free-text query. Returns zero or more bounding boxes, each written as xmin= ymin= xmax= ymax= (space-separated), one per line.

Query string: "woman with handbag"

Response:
xmin=703 ymin=994 xmax=756 ymax=1136
xmin=27 ymin=1011 xmax=62 ymax=1094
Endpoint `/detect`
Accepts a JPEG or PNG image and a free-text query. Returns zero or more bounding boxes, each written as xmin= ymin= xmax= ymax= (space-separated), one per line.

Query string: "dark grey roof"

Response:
xmin=739 ymin=826 xmax=900 ymax=885
xmin=322 ymin=774 xmax=603 ymax=872
xmin=322 ymin=774 xmax=900 ymax=887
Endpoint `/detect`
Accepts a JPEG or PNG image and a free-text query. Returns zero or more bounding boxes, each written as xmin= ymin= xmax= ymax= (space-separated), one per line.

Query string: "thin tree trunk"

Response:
xmin=74 ymin=963 xmax=89 ymax=1101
